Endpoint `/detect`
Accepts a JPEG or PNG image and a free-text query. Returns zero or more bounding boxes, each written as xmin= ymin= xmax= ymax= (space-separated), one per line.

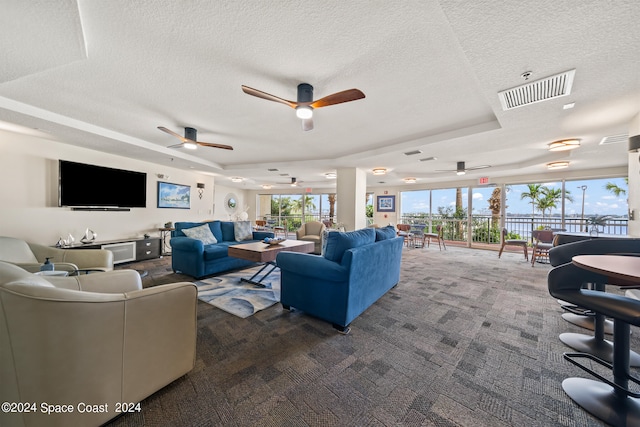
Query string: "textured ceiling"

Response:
xmin=0 ymin=0 xmax=638 ymax=190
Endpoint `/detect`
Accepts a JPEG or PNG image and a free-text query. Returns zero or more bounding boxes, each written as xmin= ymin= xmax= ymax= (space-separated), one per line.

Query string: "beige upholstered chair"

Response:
xmin=0 ymin=261 xmax=197 ymax=427
xmin=0 ymin=236 xmax=113 ymax=273
xmin=295 ymin=221 xmax=326 ymax=254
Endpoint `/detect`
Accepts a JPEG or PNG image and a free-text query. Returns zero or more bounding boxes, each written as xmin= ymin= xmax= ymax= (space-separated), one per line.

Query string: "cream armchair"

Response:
xmin=0 ymin=236 xmax=113 ymax=273
xmin=295 ymin=221 xmax=326 ymax=254
xmin=0 ymin=261 xmax=197 ymax=427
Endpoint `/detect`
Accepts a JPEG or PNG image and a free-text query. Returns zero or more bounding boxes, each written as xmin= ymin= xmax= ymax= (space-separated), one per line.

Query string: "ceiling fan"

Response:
xmin=436 ymin=161 xmax=490 ymax=175
xmin=276 ymin=177 xmax=303 ymax=187
xmin=241 ymin=83 xmax=365 ymax=131
xmin=157 ymin=126 xmax=233 ymax=150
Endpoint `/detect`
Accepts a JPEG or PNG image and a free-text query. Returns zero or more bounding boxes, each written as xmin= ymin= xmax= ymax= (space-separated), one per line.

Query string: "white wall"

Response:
xmin=0 ymin=130 xmax=239 ymax=245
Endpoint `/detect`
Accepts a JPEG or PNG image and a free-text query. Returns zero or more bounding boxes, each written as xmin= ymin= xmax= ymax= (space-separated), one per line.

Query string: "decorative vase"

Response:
xmin=67 ymin=233 xmax=75 ymax=245
xmin=80 ymin=228 xmax=97 ymax=243
xmin=40 ymin=257 xmax=54 ymax=271
xmin=589 ymin=226 xmax=599 ymax=237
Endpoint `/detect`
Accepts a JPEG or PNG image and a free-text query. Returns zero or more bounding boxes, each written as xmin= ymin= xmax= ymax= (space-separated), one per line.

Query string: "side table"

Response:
xmin=158 ymin=227 xmax=174 ymax=256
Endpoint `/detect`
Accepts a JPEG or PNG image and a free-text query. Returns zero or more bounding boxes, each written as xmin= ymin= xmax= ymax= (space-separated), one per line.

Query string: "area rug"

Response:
xmin=194 ymin=266 xmax=280 ymax=318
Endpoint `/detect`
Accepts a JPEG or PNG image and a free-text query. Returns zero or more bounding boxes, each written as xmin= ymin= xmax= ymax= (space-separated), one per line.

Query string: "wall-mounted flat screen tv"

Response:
xmin=58 ymin=160 xmax=147 ymax=208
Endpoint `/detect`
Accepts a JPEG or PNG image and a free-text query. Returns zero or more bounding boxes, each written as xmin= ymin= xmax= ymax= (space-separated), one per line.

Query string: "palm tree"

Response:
xmin=605 ymin=178 xmax=628 ymax=196
xmin=537 ymin=187 xmax=574 ymax=219
xmin=520 ymin=184 xmax=543 ymax=218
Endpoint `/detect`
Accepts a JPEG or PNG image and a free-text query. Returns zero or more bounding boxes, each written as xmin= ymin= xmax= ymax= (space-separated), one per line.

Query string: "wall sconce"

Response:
xmin=197 ymin=183 xmax=205 ymax=199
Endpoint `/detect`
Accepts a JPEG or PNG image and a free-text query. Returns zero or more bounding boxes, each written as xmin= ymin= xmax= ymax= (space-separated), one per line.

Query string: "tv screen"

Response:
xmin=58 ymin=160 xmax=147 ymax=208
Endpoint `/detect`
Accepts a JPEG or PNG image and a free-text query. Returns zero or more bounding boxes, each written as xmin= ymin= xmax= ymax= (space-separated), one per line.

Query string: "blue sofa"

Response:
xmin=170 ymin=221 xmax=274 ymax=278
xmin=276 ymin=226 xmax=404 ymax=332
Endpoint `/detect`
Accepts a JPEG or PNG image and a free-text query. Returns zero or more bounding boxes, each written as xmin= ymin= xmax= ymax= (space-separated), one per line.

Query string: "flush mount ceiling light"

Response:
xmin=230 ymin=177 xmax=243 ymax=182
xmin=548 ymin=139 xmax=581 ymax=151
xmin=547 ymin=161 xmax=570 ymax=169
xmin=403 ymin=177 xmax=417 ymax=184
xmin=372 ymin=168 xmax=387 ymax=175
xmin=261 ymin=184 xmax=272 ymax=189
xmin=325 ymin=172 xmax=336 ymax=179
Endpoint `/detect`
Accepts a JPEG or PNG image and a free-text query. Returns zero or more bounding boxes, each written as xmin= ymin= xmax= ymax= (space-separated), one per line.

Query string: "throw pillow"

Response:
xmin=375 ymin=225 xmax=397 ymax=241
xmin=182 ymin=224 xmax=217 ymax=244
xmin=321 ymin=228 xmax=337 ymax=257
xmin=323 ymin=227 xmax=376 ymax=263
xmin=234 ymin=221 xmax=253 ymax=241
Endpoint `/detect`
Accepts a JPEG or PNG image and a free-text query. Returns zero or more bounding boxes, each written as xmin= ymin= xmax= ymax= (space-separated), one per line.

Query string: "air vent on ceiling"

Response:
xmin=498 ymin=69 xmax=575 ymax=111
xmin=420 ymin=156 xmax=437 ymax=162
xmin=267 ymin=168 xmax=279 ymax=172
xmin=599 ymin=134 xmax=628 ymax=145
xmin=404 ymin=150 xmax=422 ymax=156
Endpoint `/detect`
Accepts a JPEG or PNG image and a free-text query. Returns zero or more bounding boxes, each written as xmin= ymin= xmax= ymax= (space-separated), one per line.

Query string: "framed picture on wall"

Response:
xmin=376 ymin=195 xmax=395 ymax=212
xmin=157 ymin=182 xmax=191 ymax=209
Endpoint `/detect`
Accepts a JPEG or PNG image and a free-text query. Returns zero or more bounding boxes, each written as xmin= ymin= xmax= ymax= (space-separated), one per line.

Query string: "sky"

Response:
xmin=400 ymin=177 xmax=629 ymax=217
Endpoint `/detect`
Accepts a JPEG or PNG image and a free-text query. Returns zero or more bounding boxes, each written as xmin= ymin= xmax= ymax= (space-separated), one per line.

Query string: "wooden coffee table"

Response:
xmin=228 ymin=239 xmax=314 ymax=286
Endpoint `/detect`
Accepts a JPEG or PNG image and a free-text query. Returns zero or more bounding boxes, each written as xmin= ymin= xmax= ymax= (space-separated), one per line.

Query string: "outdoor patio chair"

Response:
xmin=498 ymin=228 xmax=528 ymax=261
xmin=423 ymin=224 xmax=446 ymax=250
xmin=531 ymin=229 xmax=555 ymax=266
xmin=396 ymin=224 xmax=414 ymax=247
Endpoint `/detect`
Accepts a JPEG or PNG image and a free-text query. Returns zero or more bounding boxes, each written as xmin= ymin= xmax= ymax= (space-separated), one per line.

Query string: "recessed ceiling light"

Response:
xmin=261 ymin=184 xmax=272 ymax=189
xmin=548 ymin=139 xmax=580 ymax=151
xmin=372 ymin=168 xmax=387 ymax=175
xmin=403 ymin=177 xmax=417 ymax=184
xmin=325 ymin=172 xmax=336 ymax=179
xmin=547 ymin=161 xmax=570 ymax=169
xmin=230 ymin=177 xmax=243 ymax=182
xmin=563 ymin=102 xmax=575 ymax=109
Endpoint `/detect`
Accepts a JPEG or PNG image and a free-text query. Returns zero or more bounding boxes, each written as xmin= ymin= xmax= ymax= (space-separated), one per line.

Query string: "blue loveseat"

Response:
xmin=276 ymin=226 xmax=404 ymax=332
xmin=171 ymin=221 xmax=274 ymax=278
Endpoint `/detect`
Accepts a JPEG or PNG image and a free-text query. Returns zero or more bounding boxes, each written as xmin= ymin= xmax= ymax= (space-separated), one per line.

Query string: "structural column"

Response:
xmin=628 ymin=112 xmax=640 ymax=236
xmin=336 ymin=167 xmax=367 ymax=231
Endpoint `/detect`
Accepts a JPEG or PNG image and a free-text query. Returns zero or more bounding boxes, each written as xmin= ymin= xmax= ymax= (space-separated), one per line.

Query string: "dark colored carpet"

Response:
xmin=109 ymin=246 xmax=637 ymax=426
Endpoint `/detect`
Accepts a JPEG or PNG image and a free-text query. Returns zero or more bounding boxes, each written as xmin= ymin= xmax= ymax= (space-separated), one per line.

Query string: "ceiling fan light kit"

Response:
xmin=548 ymin=138 xmax=581 ymax=151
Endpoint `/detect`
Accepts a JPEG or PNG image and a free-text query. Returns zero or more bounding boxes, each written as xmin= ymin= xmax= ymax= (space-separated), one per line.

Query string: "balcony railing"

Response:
xmin=399 ymin=214 xmax=629 ymax=246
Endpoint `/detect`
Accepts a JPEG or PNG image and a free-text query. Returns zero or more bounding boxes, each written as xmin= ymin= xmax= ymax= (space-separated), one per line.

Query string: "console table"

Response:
xmin=65 ymin=237 xmax=161 ymax=264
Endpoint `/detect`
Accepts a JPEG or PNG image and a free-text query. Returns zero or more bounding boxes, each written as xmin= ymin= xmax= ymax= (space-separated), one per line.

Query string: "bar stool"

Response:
xmin=548 ymin=239 xmax=640 ymax=366
xmin=548 ymin=262 xmax=640 ymax=426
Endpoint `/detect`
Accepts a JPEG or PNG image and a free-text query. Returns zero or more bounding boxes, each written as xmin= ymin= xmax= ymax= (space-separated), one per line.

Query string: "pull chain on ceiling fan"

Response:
xmin=241 ymin=83 xmax=365 ymax=131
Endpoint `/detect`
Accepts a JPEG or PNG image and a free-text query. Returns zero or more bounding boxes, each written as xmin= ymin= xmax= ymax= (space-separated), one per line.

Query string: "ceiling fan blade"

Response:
xmin=241 ymin=85 xmax=298 ymax=108
xmin=167 ymin=143 xmax=185 ymax=149
xmin=466 ymin=165 xmax=491 ymax=171
xmin=301 ymin=118 xmax=314 ymax=131
xmin=310 ymin=89 xmax=365 ymax=109
xmin=158 ymin=126 xmax=188 ymax=143
xmin=197 ymin=141 xmax=234 ymax=150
